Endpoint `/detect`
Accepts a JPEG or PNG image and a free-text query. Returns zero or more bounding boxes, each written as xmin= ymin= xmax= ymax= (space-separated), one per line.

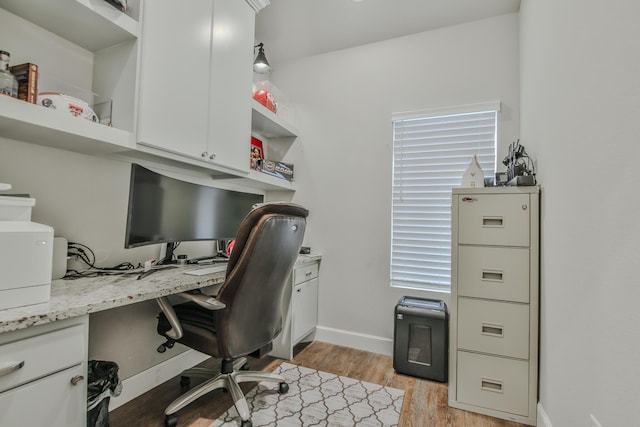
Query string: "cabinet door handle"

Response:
xmin=209 ymin=153 xmax=216 ymax=160
xmin=70 ymin=375 xmax=85 ymax=386
xmin=0 ymin=360 xmax=25 ymax=377
xmin=201 ymin=151 xmax=208 ymax=158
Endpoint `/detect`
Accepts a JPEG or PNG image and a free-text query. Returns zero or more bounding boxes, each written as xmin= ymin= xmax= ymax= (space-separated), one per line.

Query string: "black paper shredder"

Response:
xmin=393 ymin=296 xmax=448 ymax=382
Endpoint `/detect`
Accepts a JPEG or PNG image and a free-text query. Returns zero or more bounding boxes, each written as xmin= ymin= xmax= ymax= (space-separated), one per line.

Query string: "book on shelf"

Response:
xmin=9 ymin=63 xmax=38 ymax=104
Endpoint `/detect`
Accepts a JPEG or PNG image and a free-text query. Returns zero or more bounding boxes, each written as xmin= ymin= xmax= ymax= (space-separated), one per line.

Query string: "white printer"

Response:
xmin=0 ymin=188 xmax=53 ymax=310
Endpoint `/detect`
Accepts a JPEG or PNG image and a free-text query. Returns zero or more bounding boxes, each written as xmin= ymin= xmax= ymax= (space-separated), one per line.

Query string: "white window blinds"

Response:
xmin=391 ymin=103 xmax=499 ymax=292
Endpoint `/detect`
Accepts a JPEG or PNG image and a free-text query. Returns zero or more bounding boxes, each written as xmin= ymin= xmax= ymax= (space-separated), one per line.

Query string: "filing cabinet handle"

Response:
xmin=481 ymin=323 xmax=504 ymax=337
xmin=482 ymin=216 xmax=504 ymax=227
xmin=305 ymin=271 xmax=313 ymax=277
xmin=481 ymin=270 xmax=504 ymax=282
xmin=0 ymin=360 xmax=25 ymax=377
xmin=481 ymin=377 xmax=504 ymax=393
xmin=462 ymin=197 xmax=476 ymax=202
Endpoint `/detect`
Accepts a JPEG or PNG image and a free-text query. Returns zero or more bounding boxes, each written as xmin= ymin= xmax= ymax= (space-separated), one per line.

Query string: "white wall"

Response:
xmin=520 ymin=1 xmax=640 ymax=426
xmin=270 ymin=14 xmax=520 ymax=351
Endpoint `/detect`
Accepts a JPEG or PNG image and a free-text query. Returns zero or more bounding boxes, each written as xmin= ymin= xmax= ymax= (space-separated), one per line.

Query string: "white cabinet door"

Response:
xmin=0 ymin=364 xmax=86 ymax=427
xmin=292 ymin=277 xmax=319 ymax=342
xmin=137 ymin=0 xmax=254 ymax=173
xmin=137 ymin=0 xmax=212 ymax=158
xmin=208 ymin=0 xmax=254 ymax=172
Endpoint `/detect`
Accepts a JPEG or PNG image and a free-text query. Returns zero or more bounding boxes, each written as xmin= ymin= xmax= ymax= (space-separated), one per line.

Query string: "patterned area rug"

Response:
xmin=210 ymin=362 xmax=405 ymax=426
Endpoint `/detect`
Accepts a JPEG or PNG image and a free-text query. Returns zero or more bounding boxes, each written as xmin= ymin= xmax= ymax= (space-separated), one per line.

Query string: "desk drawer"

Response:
xmin=0 ymin=363 xmax=86 ymax=426
xmin=458 ymin=298 xmax=529 ymax=359
xmin=0 ymin=324 xmax=86 ymax=393
xmin=458 ymin=246 xmax=530 ymax=303
xmin=457 ymin=351 xmax=529 ymax=417
xmin=294 ymin=262 xmax=318 ymax=285
xmin=457 ymin=193 xmax=530 ymax=247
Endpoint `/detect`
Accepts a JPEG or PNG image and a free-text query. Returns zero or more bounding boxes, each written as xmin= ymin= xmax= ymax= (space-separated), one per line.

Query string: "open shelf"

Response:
xmin=0 ymin=0 xmax=139 ymax=52
xmin=0 ymin=96 xmax=134 ymax=155
xmin=251 ymin=99 xmax=298 ymax=139
xmin=247 ymin=169 xmax=297 ymax=191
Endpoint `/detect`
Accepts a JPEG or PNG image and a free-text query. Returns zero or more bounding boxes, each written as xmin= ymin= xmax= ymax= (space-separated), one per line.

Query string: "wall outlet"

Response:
xmin=590 ymin=414 xmax=603 ymax=427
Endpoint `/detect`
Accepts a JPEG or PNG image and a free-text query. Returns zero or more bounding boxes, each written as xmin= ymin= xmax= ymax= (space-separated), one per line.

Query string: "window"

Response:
xmin=391 ymin=102 xmax=499 ymax=292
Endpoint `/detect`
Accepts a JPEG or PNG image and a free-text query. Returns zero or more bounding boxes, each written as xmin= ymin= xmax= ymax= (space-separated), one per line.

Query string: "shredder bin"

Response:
xmin=393 ymin=296 xmax=448 ymax=382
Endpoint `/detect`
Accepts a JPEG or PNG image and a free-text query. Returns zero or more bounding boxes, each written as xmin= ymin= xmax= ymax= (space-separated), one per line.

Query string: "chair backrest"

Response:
xmin=214 ymin=202 xmax=308 ymax=359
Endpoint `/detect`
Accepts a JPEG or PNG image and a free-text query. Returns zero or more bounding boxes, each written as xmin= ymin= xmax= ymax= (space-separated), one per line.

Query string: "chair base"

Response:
xmin=164 ymin=357 xmax=288 ymax=424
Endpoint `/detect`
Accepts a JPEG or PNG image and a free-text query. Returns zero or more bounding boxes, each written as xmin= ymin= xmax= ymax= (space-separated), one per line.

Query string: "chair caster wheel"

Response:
xmin=165 ymin=414 xmax=178 ymax=427
xmin=279 ymin=382 xmax=289 ymax=394
xmin=180 ymin=376 xmax=191 ymax=388
xmin=241 ymin=420 xmax=253 ymax=427
xmin=240 ymin=363 xmax=250 ymax=371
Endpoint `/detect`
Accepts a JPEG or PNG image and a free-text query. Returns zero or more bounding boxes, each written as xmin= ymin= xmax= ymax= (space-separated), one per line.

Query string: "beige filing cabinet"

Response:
xmin=449 ymin=186 xmax=540 ymax=425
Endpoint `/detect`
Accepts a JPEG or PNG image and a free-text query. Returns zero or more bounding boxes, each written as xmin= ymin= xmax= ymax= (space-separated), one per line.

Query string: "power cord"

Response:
xmin=65 ymin=241 xmax=138 ymax=279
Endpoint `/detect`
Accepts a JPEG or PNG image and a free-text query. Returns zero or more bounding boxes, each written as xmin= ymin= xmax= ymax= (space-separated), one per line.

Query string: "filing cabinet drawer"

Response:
xmin=458 ymin=298 xmax=529 ymax=359
xmin=457 ymin=351 xmax=529 ymax=416
xmin=294 ymin=262 xmax=318 ymax=285
xmin=457 ymin=194 xmax=530 ymax=246
xmin=458 ymin=246 xmax=530 ymax=303
xmin=0 ymin=324 xmax=86 ymax=393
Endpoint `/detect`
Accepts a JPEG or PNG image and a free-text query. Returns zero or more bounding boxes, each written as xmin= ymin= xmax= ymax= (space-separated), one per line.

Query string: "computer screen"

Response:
xmin=124 ymin=163 xmax=264 ymax=249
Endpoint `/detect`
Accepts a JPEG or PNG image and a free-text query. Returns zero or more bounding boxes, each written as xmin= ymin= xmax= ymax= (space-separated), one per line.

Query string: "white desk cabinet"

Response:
xmin=137 ymin=0 xmax=255 ymax=174
xmin=449 ymin=187 xmax=539 ymax=426
xmin=0 ymin=316 xmax=88 ymax=427
xmin=271 ymin=259 xmax=320 ymax=360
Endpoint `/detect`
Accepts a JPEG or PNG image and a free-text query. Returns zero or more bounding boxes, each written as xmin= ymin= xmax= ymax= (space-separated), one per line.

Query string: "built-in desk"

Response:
xmin=0 ymin=265 xmax=226 ymax=334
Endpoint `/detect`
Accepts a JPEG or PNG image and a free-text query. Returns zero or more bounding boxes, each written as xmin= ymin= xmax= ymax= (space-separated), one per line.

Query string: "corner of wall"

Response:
xmin=537 ymin=401 xmax=553 ymax=427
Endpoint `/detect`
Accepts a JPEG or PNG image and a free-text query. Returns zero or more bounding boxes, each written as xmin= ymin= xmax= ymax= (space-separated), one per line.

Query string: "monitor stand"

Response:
xmin=157 ymin=242 xmax=177 ymax=265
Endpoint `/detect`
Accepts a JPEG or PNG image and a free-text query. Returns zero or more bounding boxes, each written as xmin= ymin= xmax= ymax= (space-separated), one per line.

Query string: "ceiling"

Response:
xmin=255 ymin=0 xmax=521 ymax=66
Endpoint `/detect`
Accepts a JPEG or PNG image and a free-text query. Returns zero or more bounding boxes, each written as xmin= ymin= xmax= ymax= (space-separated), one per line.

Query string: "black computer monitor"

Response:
xmin=124 ymin=164 xmax=263 ymax=262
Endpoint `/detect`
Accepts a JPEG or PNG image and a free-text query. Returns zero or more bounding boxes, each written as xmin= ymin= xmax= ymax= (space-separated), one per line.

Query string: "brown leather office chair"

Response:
xmin=155 ymin=202 xmax=308 ymax=427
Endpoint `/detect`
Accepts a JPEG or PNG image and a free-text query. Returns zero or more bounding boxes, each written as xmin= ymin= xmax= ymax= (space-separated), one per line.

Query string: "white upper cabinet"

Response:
xmin=0 ymin=0 xmax=140 ymax=153
xmin=137 ymin=0 xmax=255 ymax=174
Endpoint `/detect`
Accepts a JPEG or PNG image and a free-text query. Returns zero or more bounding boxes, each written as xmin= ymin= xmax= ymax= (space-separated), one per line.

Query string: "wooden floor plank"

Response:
xmin=109 ymin=341 xmax=531 ymax=427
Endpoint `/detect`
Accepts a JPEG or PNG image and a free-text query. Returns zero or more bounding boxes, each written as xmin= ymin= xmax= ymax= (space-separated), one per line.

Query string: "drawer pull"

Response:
xmin=481 ymin=270 xmax=503 ymax=282
xmin=482 ymin=216 xmax=504 ymax=227
xmin=481 ymin=323 xmax=504 ymax=337
xmin=0 ymin=361 xmax=25 ymax=377
xmin=70 ymin=375 xmax=85 ymax=386
xmin=305 ymin=271 xmax=313 ymax=277
xmin=481 ymin=377 xmax=504 ymax=393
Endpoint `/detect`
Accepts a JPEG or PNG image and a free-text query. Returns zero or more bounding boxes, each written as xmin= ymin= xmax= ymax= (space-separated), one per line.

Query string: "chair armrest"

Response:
xmin=156 ymin=296 xmax=183 ymax=340
xmin=179 ymin=292 xmax=226 ymax=310
xmin=155 ymin=293 xmax=226 ymax=340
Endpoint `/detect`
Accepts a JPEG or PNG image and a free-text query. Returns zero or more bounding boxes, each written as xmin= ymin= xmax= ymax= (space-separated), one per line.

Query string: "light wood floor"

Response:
xmin=110 ymin=341 xmax=529 ymax=427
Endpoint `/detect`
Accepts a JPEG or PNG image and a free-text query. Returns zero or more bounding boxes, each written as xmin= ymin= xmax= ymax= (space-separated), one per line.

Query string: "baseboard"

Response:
xmin=108 ymin=349 xmax=209 ymax=411
xmin=537 ymin=401 xmax=553 ymax=427
xmin=314 ymin=325 xmax=393 ymax=356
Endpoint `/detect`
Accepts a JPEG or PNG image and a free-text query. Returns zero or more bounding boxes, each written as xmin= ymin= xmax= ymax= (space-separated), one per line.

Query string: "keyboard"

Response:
xmin=184 ymin=264 xmax=227 ymax=276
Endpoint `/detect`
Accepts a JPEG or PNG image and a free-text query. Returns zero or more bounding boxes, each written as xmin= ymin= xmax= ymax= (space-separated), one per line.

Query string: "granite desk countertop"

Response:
xmin=0 ymin=254 xmax=321 ymax=334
